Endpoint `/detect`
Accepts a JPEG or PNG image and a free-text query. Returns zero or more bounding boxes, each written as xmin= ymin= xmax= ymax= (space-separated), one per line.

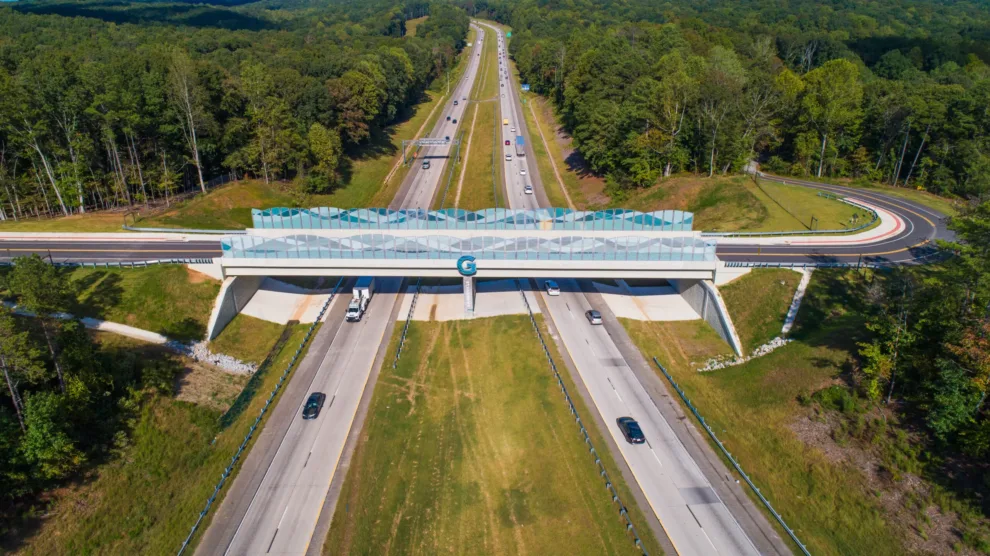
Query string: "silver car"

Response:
xmin=585 ymin=310 xmax=603 ymax=325
xmin=545 ymin=280 xmax=560 ymax=296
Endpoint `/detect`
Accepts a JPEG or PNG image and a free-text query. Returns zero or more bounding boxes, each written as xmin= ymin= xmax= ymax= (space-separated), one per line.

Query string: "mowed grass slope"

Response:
xmin=622 ymin=270 xmax=910 ymax=555
xmin=454 ymin=22 xmax=500 ymax=210
xmin=326 ymin=315 xmax=656 ymax=555
xmin=14 ymin=324 xmax=315 ymax=555
xmin=68 ymin=264 xmax=220 ymax=341
xmin=720 ymin=269 xmax=801 ymax=351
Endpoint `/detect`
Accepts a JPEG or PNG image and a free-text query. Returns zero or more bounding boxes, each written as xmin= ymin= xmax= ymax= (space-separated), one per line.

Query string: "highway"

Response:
xmin=479 ymin=21 xmax=766 ymax=555
xmin=0 ymin=173 xmax=951 ymax=265
xmin=195 ymin=25 xmax=487 ymax=556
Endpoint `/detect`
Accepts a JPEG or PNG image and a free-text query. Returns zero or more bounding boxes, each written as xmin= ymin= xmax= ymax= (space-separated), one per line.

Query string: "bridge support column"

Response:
xmin=463 ymin=276 xmax=475 ymax=314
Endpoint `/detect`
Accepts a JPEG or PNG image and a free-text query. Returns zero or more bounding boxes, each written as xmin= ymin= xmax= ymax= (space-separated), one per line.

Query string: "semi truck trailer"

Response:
xmin=515 ymin=135 xmax=525 ymax=157
xmin=345 ymin=277 xmax=375 ymax=322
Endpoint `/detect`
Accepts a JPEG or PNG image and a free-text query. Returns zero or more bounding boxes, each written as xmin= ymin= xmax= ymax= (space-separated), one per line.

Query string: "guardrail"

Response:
xmin=702 ymin=185 xmax=878 ymax=238
xmin=177 ymin=277 xmax=344 ymax=555
xmin=517 ymin=284 xmax=649 ymax=555
xmin=651 ymin=357 xmax=811 ymax=556
xmin=392 ymin=278 xmax=422 ymax=369
xmin=0 ymin=258 xmax=215 ymax=268
xmin=122 ymin=224 xmax=247 ymax=234
xmin=723 ymin=246 xmax=947 ymax=269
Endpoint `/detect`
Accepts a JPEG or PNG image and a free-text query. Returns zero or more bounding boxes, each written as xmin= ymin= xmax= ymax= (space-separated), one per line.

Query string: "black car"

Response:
xmin=302 ymin=392 xmax=327 ymax=420
xmin=616 ymin=417 xmax=645 ymax=444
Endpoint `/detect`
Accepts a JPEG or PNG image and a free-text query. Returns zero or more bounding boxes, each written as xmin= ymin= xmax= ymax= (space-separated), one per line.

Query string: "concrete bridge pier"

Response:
xmin=463 ymin=276 xmax=475 ymax=314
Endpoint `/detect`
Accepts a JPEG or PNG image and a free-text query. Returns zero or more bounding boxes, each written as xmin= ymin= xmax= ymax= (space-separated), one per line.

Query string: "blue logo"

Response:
xmin=456 ymin=255 xmax=477 ymax=276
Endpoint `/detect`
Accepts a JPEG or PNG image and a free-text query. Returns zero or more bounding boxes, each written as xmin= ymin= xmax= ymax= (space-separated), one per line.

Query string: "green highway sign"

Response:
xmin=506 ymin=31 xmax=511 ymax=38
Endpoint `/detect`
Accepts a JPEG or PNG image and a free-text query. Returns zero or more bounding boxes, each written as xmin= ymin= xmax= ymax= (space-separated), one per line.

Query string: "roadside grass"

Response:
xmin=453 ymin=27 xmax=500 ymax=210
xmin=520 ymin=93 xmax=569 ymax=208
xmin=67 ymin=264 xmax=220 ymax=342
xmin=622 ymin=270 xmax=913 ymax=555
xmin=12 ymin=324 xmax=314 ymax=555
xmin=720 ymin=269 xmax=801 ymax=351
xmin=814 ymin=176 xmax=961 ymax=217
xmin=325 ymin=315 xmax=660 ymax=555
xmin=456 ymin=102 xmax=498 ymax=210
xmin=752 ymin=179 xmax=876 ymax=232
xmin=404 ymin=15 xmax=427 ymax=37
xmin=209 ymin=314 xmax=286 ymax=365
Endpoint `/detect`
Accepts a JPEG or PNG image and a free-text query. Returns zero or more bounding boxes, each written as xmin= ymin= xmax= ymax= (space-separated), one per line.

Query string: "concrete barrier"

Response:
xmin=206 ymin=276 xmax=265 ymax=340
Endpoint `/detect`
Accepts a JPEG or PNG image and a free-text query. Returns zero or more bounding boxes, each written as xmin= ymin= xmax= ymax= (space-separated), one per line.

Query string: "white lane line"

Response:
xmin=607 ymin=377 xmax=623 ymax=403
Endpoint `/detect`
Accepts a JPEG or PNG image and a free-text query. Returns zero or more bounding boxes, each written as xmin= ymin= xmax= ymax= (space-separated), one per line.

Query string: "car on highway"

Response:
xmin=585 ymin=310 xmax=603 ymax=325
xmin=616 ymin=417 xmax=645 ymax=444
xmin=505 ymin=154 xmax=512 ymax=161
xmin=452 ymin=118 xmax=457 ymax=123
xmin=302 ymin=392 xmax=326 ymax=420
xmin=445 ymin=136 xmax=450 ymax=141
xmin=446 ymin=115 xmax=451 ymax=121
xmin=545 ymin=280 xmax=560 ymax=296
xmin=520 ymin=169 xmax=526 ymax=175
xmin=453 ymin=100 xmax=458 ymax=105
xmin=511 ymin=127 xmax=516 ymax=132
xmin=505 ymin=139 xmax=511 ymax=146
xmin=524 ymin=185 xmax=533 ymax=195
xmin=422 ymin=160 xmax=431 ymax=170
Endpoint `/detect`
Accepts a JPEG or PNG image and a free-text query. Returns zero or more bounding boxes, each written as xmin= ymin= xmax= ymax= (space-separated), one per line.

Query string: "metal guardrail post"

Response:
xmin=516 ymin=284 xmax=648 ymax=555
xmin=650 ymin=357 xmax=811 ymax=556
xmin=176 ymin=277 xmax=343 ymax=555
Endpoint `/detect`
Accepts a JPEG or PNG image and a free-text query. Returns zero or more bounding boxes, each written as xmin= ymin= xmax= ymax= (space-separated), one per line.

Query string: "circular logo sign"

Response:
xmin=456 ymin=255 xmax=477 ymax=277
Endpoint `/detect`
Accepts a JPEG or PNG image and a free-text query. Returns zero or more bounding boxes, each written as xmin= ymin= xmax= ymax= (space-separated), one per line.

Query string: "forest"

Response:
xmin=465 ymin=0 xmax=990 ymax=201
xmin=465 ymin=0 xmax=990 ymax=528
xmin=0 ymin=0 xmax=468 ymax=219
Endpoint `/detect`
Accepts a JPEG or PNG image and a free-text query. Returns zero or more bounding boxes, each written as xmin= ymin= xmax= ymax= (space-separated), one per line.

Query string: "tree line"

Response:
xmin=0 ymin=256 xmax=180 ymax=505
xmin=0 ymin=1 xmax=469 ymax=220
xmin=466 ymin=0 xmax=990 ymax=201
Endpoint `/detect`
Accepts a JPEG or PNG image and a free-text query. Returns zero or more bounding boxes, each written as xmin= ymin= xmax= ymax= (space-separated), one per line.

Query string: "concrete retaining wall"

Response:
xmin=671 ymin=279 xmax=743 ymax=356
xmin=206 ymin=275 xmax=264 ymax=340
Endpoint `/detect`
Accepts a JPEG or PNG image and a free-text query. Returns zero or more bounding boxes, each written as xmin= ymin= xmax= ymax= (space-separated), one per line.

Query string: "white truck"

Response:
xmin=345 ymin=277 xmax=375 ymax=322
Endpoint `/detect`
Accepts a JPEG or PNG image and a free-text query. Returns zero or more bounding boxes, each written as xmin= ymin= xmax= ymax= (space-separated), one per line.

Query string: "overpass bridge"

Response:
xmin=208 ymin=206 xmax=734 ymax=347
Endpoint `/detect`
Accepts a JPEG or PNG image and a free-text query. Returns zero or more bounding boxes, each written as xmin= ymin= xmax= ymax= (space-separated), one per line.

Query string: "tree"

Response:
xmin=307 ymin=123 xmax=342 ymax=192
xmin=0 ymin=307 xmax=44 ymax=432
xmin=800 ymin=59 xmax=864 ymax=177
xmin=166 ymin=47 xmax=207 ymax=193
xmin=6 ymin=256 xmax=72 ymax=393
xmin=698 ymin=46 xmax=745 ymax=176
xmin=20 ymin=391 xmax=85 ymax=482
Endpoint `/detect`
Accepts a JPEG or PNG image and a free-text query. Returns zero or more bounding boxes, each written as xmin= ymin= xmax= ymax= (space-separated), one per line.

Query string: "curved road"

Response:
xmin=0 ymin=174 xmax=953 ymax=265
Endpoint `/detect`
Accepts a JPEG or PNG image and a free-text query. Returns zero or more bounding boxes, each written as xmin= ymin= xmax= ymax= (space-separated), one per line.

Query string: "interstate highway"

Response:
xmin=195 ymin=25 xmax=488 ymax=556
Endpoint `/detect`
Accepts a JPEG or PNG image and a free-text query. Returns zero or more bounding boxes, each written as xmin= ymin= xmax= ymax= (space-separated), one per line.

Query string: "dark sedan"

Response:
xmin=616 ymin=417 xmax=645 ymax=444
xmin=302 ymin=392 xmax=327 ymax=420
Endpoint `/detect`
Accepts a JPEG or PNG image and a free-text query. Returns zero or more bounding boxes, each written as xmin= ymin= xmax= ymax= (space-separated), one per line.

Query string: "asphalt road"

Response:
xmin=0 ymin=173 xmax=951 ymax=265
xmin=195 ymin=26 xmax=488 ymax=556
xmin=481 ymin=21 xmax=769 ymax=555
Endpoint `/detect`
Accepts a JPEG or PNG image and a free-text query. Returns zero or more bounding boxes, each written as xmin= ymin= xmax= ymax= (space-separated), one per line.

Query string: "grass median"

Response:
xmin=325 ymin=315 xmax=660 ymax=555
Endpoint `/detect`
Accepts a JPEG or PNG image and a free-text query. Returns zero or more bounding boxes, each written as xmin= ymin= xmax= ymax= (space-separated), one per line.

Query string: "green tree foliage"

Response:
xmin=0 ymin=2 xmax=469 ymax=218
xmin=307 ymin=123 xmax=343 ymax=193
xmin=482 ymin=0 xmax=990 ymax=199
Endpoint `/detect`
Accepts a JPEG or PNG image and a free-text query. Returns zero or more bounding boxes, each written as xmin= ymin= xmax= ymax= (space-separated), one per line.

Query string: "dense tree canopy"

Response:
xmin=0 ymin=1 xmax=469 ymax=218
xmin=467 ymin=0 xmax=990 ymax=200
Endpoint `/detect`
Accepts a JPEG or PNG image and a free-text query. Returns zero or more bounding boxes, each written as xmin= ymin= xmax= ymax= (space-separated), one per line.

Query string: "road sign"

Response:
xmin=506 ymin=31 xmax=511 ymax=38
xmin=418 ymin=138 xmax=451 ymax=146
xmin=521 ymin=84 xmax=530 ymax=92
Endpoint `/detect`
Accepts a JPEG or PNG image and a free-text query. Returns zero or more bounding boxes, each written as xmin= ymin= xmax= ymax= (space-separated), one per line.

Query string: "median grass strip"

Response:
xmin=325 ymin=315 xmax=660 ymax=555
xmin=621 ymin=271 xmax=917 ymax=555
xmin=720 ymin=269 xmax=801 ymax=351
xmin=68 ymin=264 xmax=220 ymax=342
xmin=13 ymin=323 xmax=314 ymax=555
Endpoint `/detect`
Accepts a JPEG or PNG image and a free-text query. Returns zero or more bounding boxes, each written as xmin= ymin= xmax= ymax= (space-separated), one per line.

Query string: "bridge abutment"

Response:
xmin=206 ymin=275 xmax=264 ymax=340
xmin=670 ymin=278 xmax=743 ymax=356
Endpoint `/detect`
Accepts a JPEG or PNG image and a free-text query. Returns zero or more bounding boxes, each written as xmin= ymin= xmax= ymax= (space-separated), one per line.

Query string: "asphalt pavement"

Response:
xmin=195 ymin=26 xmax=488 ymax=556
xmin=480 ymin=20 xmax=773 ymax=555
